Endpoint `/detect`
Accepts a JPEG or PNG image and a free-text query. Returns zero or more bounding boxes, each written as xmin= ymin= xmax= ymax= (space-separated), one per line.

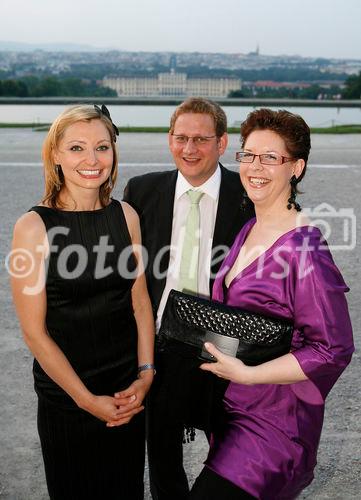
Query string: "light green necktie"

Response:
xmin=178 ymin=190 xmax=204 ymax=294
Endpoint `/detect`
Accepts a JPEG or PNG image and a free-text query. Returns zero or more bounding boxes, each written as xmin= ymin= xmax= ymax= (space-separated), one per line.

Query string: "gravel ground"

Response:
xmin=0 ymin=130 xmax=360 ymax=499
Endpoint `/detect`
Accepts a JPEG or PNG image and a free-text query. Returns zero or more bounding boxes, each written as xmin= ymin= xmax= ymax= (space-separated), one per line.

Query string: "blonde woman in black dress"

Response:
xmin=10 ymin=105 xmax=155 ymax=499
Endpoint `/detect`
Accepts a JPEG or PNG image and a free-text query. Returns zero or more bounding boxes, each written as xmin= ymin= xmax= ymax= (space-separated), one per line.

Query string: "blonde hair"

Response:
xmin=42 ymin=104 xmax=118 ymax=209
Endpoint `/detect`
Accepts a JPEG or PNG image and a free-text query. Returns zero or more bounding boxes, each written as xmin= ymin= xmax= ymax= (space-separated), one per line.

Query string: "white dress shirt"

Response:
xmin=156 ymin=165 xmax=221 ymax=331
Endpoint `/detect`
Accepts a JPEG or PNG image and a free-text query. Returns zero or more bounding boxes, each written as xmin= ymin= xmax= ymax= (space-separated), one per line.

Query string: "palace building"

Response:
xmin=102 ymin=70 xmax=241 ymax=98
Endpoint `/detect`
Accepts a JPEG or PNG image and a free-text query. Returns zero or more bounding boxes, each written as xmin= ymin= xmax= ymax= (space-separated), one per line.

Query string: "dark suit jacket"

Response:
xmin=123 ymin=165 xmax=254 ymax=313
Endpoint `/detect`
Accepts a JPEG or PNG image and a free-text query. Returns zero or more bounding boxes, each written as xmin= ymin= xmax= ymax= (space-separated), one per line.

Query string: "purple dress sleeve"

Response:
xmin=288 ymin=229 xmax=354 ymax=401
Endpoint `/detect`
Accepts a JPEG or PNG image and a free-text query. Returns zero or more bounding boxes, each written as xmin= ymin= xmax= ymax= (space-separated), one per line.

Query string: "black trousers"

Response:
xmin=146 ymin=364 xmax=190 ymax=500
xmin=190 ymin=467 xmax=256 ymax=500
xmin=147 ymin=341 xmax=229 ymax=500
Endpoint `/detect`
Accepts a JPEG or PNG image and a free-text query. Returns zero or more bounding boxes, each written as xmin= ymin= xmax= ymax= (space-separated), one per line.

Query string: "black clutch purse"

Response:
xmin=156 ymin=289 xmax=293 ymax=436
xmin=159 ymin=289 xmax=293 ymax=365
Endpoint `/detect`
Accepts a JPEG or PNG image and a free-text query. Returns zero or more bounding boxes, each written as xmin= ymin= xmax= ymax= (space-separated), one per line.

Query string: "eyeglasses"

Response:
xmin=171 ymin=134 xmax=217 ymax=146
xmin=235 ymin=151 xmax=295 ymax=166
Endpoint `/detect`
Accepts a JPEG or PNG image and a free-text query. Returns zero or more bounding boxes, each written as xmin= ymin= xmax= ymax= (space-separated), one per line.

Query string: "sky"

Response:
xmin=2 ymin=0 xmax=361 ymax=59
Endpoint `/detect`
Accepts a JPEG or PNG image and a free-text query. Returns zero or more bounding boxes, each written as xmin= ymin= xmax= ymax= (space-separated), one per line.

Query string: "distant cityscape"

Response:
xmin=1 ymin=45 xmax=361 ymax=99
xmin=2 ymin=46 xmax=361 ymax=73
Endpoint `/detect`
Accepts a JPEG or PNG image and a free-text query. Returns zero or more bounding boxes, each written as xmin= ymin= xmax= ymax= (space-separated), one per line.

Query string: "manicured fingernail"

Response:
xmin=130 ymin=395 xmax=136 ymax=402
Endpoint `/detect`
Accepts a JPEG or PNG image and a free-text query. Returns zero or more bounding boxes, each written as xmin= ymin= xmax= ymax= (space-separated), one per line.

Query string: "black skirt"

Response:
xmin=38 ymin=397 xmax=145 ymax=500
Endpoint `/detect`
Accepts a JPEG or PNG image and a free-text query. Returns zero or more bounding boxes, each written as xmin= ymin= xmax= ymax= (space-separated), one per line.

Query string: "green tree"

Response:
xmin=0 ymin=79 xmax=28 ymax=96
xmin=228 ymin=89 xmax=245 ymax=97
xmin=342 ymin=72 xmax=361 ymax=99
xmin=32 ymin=77 xmax=62 ymax=97
xmin=91 ymin=85 xmax=117 ymax=97
xmin=62 ymin=77 xmax=86 ymax=96
xmin=60 ymin=77 xmax=117 ymax=97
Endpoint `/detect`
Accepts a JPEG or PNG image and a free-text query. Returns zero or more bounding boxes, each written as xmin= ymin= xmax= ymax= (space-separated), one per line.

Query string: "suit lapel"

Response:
xmin=155 ymin=170 xmax=177 ymax=261
xmin=150 ymin=171 xmax=177 ymax=310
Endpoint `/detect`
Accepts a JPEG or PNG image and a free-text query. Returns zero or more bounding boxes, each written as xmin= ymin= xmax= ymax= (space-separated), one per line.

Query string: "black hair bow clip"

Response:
xmin=94 ymin=104 xmax=119 ymax=142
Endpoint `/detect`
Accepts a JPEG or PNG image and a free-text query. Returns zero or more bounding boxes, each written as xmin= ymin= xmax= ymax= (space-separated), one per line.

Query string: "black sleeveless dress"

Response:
xmin=30 ymin=199 xmax=145 ymax=500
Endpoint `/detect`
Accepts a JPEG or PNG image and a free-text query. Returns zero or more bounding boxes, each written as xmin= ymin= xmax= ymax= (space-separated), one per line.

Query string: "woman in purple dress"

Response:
xmin=190 ymin=109 xmax=354 ymax=499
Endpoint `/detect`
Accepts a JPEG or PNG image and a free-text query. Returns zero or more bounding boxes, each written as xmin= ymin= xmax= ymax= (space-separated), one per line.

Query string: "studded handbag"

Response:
xmin=156 ymin=289 xmax=294 ymax=436
xmin=159 ymin=289 xmax=293 ymax=365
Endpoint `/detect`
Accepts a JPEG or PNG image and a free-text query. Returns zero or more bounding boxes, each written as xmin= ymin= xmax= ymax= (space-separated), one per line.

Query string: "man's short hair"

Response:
xmin=169 ymin=97 xmax=227 ymax=137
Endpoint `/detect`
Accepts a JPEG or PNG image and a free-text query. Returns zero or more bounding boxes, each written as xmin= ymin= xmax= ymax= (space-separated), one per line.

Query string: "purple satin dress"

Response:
xmin=205 ymin=218 xmax=354 ymax=499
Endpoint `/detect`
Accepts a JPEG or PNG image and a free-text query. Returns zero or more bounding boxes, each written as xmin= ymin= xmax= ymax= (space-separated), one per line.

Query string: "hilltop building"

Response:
xmin=102 ymin=69 xmax=241 ymax=97
xmin=248 ymin=43 xmax=260 ymax=57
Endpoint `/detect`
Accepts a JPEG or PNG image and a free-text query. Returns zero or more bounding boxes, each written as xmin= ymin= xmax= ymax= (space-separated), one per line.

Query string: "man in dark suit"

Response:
xmin=123 ymin=97 xmax=254 ymax=500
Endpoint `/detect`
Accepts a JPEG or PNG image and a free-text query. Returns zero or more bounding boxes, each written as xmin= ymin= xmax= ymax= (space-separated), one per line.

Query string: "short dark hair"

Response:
xmin=240 ymin=108 xmax=311 ymax=184
xmin=169 ymin=97 xmax=227 ymax=137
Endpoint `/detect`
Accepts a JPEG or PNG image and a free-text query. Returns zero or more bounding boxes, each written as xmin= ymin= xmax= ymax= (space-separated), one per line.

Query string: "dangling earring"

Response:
xmin=108 ymin=175 xmax=113 ymax=189
xmin=287 ymin=175 xmax=301 ymax=212
xmin=241 ymin=189 xmax=249 ymax=210
xmin=55 ymin=164 xmax=62 ymax=192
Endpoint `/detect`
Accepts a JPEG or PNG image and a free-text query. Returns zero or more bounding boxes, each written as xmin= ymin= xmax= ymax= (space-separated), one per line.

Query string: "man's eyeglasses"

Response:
xmin=235 ymin=151 xmax=295 ymax=166
xmin=171 ymin=134 xmax=217 ymax=146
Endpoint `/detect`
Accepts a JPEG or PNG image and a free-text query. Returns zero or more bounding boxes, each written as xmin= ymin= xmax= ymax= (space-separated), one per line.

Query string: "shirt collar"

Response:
xmin=175 ymin=164 xmax=221 ymax=201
